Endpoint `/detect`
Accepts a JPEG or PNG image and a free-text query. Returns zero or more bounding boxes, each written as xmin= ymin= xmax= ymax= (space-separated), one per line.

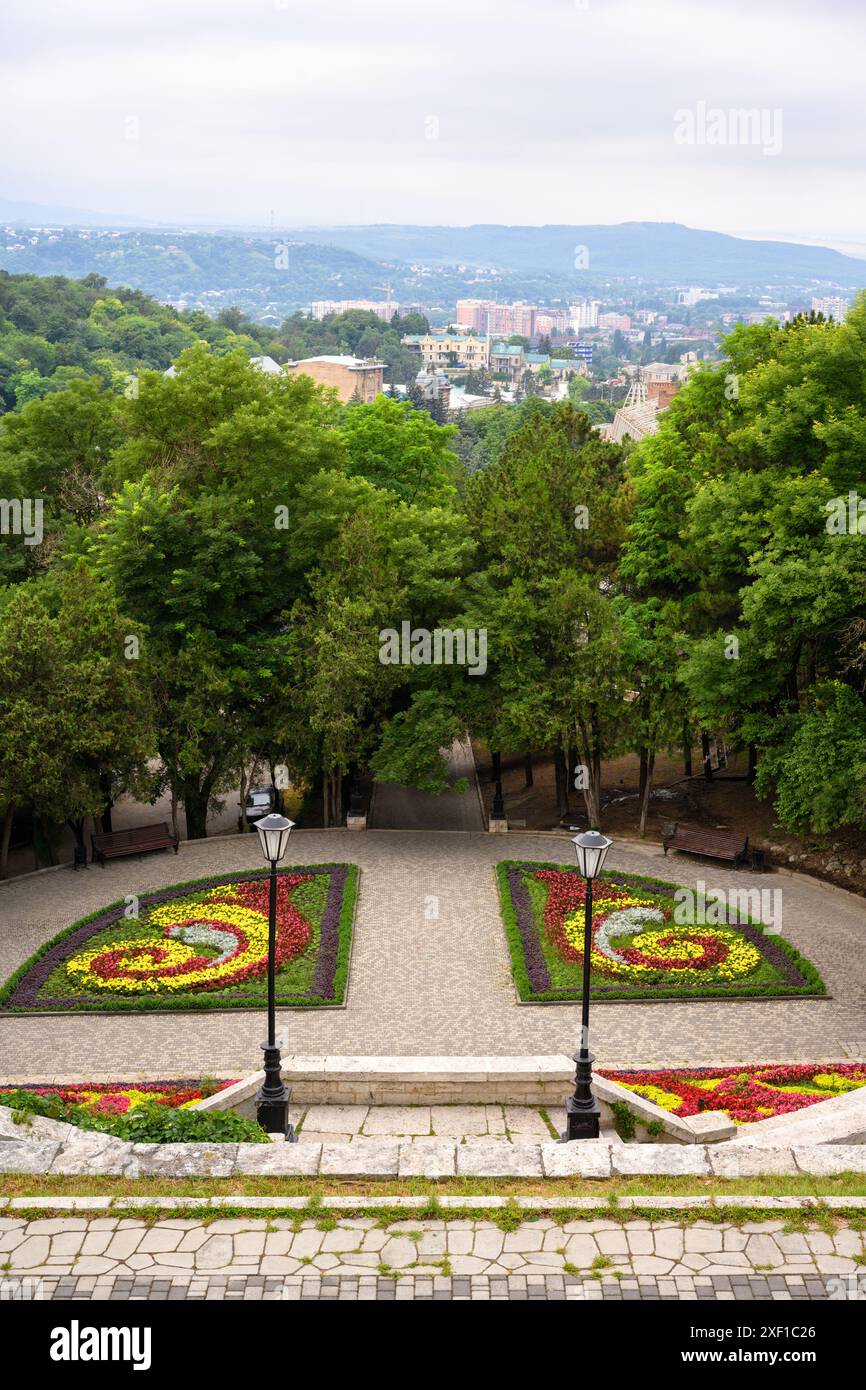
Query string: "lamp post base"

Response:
xmin=255 ymin=1042 xmax=298 ymax=1141
xmin=560 ymin=1093 xmax=602 ymax=1142
xmin=559 ymin=1047 xmax=601 ymax=1142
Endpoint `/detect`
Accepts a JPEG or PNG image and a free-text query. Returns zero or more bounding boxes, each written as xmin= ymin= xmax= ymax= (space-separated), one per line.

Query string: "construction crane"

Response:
xmin=373 ymin=283 xmax=394 ymax=317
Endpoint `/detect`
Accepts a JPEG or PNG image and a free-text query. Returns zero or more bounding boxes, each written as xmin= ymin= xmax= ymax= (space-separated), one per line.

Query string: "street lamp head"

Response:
xmin=255 ymin=813 xmax=294 ymax=864
xmin=571 ymin=829 xmax=613 ymax=880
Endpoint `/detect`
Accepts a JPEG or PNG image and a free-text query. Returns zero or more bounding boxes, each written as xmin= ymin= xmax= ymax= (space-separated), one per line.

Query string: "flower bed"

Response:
xmin=601 ymin=1063 xmax=866 ymax=1124
xmin=0 ymin=1079 xmax=237 ymax=1113
xmin=0 ymin=1079 xmax=266 ymax=1143
xmin=497 ymin=861 xmax=824 ymax=1003
xmin=0 ymin=864 xmax=358 ymax=1013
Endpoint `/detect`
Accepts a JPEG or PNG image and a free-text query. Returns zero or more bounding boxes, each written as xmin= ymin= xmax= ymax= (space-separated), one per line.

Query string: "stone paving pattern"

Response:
xmin=20 ymin=1272 xmax=848 ymax=1300
xmin=1 ymin=830 xmax=864 ymax=1076
xmin=290 ymin=1101 xmax=558 ymax=1144
xmin=2 ymin=1216 xmax=863 ymax=1300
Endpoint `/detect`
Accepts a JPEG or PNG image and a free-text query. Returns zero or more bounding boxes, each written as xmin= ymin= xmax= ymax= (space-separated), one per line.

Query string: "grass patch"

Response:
xmin=3 ymin=1171 xmax=865 ymax=1204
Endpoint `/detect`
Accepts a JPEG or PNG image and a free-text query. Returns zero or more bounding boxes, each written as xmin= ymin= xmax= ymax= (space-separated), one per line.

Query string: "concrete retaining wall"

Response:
xmin=194 ymin=1056 xmax=737 ymax=1143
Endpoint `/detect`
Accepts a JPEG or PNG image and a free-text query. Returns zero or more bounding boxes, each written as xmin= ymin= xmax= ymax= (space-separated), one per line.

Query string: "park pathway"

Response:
xmin=368 ymin=737 xmax=484 ymax=830
xmin=2 ymin=1212 xmax=860 ymax=1301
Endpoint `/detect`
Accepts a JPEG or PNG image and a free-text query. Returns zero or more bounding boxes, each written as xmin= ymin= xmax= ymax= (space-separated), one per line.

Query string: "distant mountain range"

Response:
xmin=3 ymin=201 xmax=866 ymax=311
xmin=286 ymin=222 xmax=866 ymax=288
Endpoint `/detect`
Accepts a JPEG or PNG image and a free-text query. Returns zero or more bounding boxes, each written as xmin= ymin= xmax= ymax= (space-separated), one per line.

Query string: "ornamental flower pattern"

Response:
xmin=536 ymin=869 xmax=763 ymax=984
xmin=601 ymin=1063 xmax=866 ymax=1124
xmin=65 ymin=876 xmax=311 ymax=994
xmin=0 ymin=864 xmax=356 ymax=1013
xmin=499 ymin=861 xmax=822 ymax=1002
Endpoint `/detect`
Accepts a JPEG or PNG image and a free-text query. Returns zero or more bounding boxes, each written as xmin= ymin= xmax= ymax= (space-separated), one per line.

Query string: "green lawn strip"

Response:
xmin=0 ymin=863 xmax=358 ymax=1013
xmin=2 ymin=1173 xmax=865 ymax=1203
xmin=496 ymin=860 xmax=826 ymax=1003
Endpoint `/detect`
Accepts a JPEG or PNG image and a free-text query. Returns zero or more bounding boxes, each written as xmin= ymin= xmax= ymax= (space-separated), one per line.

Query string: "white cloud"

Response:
xmin=0 ymin=0 xmax=863 ymax=239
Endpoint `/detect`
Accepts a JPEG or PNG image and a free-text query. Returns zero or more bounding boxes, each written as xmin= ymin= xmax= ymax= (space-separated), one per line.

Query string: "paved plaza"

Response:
xmin=2 ymin=1214 xmax=863 ymax=1301
xmin=1 ymin=830 xmax=865 ymax=1078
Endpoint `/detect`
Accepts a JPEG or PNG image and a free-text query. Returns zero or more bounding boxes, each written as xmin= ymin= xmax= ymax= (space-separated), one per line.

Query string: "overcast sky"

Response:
xmin=2 ymin=0 xmax=864 ymax=249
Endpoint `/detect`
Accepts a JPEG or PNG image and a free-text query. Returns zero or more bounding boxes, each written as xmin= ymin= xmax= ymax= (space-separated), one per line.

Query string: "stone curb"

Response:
xmin=2 ymin=1108 xmax=866 ymax=1179
xmin=4 ymin=1194 xmax=866 ymax=1213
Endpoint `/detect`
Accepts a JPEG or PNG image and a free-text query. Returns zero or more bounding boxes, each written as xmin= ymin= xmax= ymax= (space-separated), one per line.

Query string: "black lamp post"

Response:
xmin=561 ymin=828 xmax=613 ymax=1142
xmin=254 ymin=812 xmax=297 ymax=1140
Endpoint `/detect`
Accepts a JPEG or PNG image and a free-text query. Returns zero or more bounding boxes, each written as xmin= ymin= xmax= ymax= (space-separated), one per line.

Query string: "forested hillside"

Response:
xmin=0 ymin=272 xmax=428 ymax=413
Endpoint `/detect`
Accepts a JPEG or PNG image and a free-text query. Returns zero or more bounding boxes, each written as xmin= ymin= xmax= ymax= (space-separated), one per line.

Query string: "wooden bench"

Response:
xmin=91 ymin=822 xmax=179 ymax=866
xmin=662 ymin=822 xmax=749 ymax=867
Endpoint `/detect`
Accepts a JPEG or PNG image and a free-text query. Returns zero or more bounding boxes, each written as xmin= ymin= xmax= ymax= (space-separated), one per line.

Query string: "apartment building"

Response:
xmin=310 ymin=298 xmax=400 ymax=323
xmin=811 ymin=295 xmax=850 ymax=321
xmin=455 ymin=299 xmax=538 ymax=337
xmin=598 ymin=312 xmax=632 ymax=331
xmin=568 ymin=299 xmax=600 ymax=330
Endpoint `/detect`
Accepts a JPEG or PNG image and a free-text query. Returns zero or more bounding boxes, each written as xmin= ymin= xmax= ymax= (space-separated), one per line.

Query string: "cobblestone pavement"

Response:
xmin=19 ymin=1272 xmax=848 ymax=1300
xmin=1 ymin=830 xmax=865 ymax=1076
xmin=2 ymin=1217 xmax=862 ymax=1298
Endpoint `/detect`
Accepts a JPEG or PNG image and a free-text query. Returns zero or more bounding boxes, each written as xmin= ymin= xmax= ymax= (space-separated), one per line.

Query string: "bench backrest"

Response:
xmin=670 ymin=824 xmax=747 ymax=852
xmin=92 ymin=823 xmax=173 ymax=848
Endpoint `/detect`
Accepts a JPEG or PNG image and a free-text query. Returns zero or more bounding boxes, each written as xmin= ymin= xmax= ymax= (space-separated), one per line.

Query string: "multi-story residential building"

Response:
xmin=811 ymin=295 xmax=850 ymax=320
xmin=282 ymin=354 xmax=384 ymax=402
xmin=454 ymin=299 xmax=490 ymax=332
xmin=598 ymin=312 xmax=632 ymax=331
xmin=569 ymin=300 xmax=600 ymax=330
xmin=401 ymin=333 xmax=489 ymax=371
xmin=535 ymin=309 xmax=571 ymax=335
xmin=310 ymin=298 xmax=400 ymax=322
xmin=455 ymin=299 xmax=537 ymax=337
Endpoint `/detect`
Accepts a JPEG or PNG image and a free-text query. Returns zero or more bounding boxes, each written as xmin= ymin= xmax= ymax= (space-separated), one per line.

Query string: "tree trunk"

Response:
xmin=747 ymin=743 xmax=758 ymax=785
xmin=582 ymin=704 xmax=603 ymax=828
xmin=638 ymin=747 xmax=648 ymax=804
xmin=682 ymin=723 xmax=692 ymax=778
xmin=700 ymin=730 xmax=714 ymax=781
xmin=0 ymin=803 xmax=13 ymax=880
xmin=553 ymin=746 xmax=570 ymax=820
xmin=67 ymin=818 xmax=86 ymax=852
xmin=523 ymin=753 xmax=533 ymax=788
xmin=99 ymin=771 xmax=113 ymax=832
xmin=169 ymin=786 xmax=180 ymax=842
xmin=322 ymin=778 xmax=330 ymax=829
xmin=638 ymin=749 xmax=656 ymax=837
xmin=181 ymin=782 xmax=210 ymax=839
